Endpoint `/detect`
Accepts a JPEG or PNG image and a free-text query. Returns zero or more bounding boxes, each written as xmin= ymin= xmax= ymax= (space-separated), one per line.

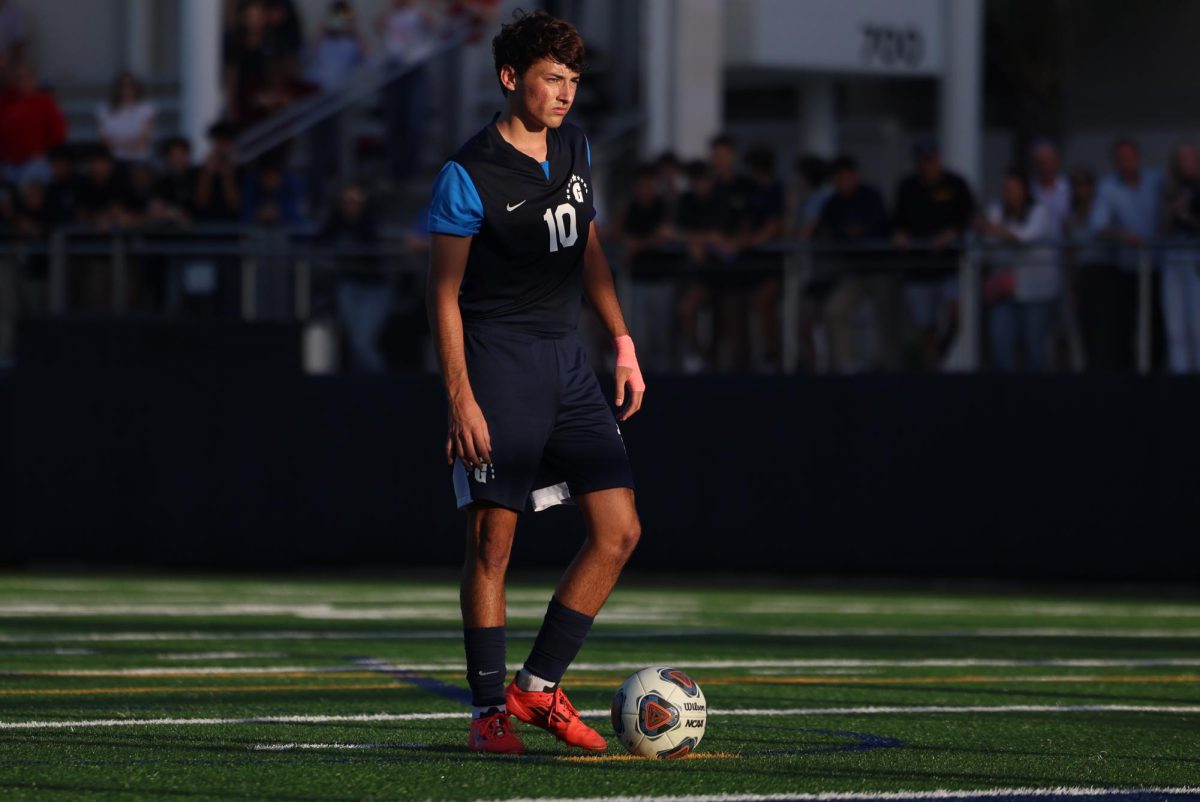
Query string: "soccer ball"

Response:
xmin=610 ymin=666 xmax=707 ymax=758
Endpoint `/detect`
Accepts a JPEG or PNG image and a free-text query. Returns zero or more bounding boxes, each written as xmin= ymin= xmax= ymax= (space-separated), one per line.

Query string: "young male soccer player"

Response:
xmin=425 ymin=10 xmax=646 ymax=754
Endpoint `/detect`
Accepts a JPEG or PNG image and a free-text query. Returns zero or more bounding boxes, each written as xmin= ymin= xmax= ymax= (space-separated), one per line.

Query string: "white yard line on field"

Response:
xmin=3 ymin=628 xmax=1200 ymax=645
xmin=9 ymin=657 xmax=1200 ymax=677
xmin=2 ymin=704 xmax=1199 ymax=730
xmin=484 ymin=789 xmax=1200 ymax=802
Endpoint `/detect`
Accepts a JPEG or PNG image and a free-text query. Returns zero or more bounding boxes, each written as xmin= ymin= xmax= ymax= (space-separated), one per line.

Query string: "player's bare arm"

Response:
xmin=583 ymin=221 xmax=646 ymax=420
xmin=426 ymin=232 xmax=492 ymax=470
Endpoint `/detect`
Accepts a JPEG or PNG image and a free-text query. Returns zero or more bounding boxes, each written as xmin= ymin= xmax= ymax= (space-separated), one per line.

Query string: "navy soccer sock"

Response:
xmin=521 ymin=597 xmax=595 ymax=687
xmin=464 ymin=626 xmax=507 ymax=709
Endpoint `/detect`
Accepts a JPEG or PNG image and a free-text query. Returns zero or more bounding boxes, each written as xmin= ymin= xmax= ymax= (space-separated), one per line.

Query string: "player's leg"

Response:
xmin=505 ymin=488 xmax=637 ymax=751
xmin=462 ymin=502 xmax=525 ymax=753
xmin=553 ymin=487 xmax=640 ymax=616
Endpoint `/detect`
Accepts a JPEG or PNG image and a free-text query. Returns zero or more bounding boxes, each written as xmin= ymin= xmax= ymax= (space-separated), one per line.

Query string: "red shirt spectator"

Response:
xmin=0 ymin=63 xmax=67 ymax=168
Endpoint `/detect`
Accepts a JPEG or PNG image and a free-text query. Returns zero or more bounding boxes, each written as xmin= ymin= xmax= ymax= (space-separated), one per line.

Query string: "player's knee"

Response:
xmin=468 ymin=526 xmax=515 ymax=576
xmin=600 ymin=520 xmax=640 ymax=564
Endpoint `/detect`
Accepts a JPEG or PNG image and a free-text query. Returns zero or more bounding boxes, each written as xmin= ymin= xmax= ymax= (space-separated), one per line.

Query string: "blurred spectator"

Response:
xmin=816 ymin=155 xmax=897 ymax=373
xmin=740 ymin=146 xmax=786 ymax=371
xmin=791 ymin=155 xmax=832 ymax=240
xmin=378 ymin=0 xmax=436 ymax=182
xmin=263 ymin=0 xmax=305 ymax=61
xmin=118 ymin=162 xmax=160 ymax=228
xmin=675 ymin=159 xmax=736 ymax=373
xmin=245 ymin=57 xmax=317 ymax=129
xmin=1082 ymin=138 xmax=1163 ymax=372
xmin=978 ymin=169 xmax=1061 ymax=373
xmin=243 ymin=153 xmax=304 ymax=319
xmin=1030 ymin=138 xmax=1070 ymax=230
xmin=1064 ymin=167 xmax=1100 ymax=370
xmin=0 ymin=0 xmax=28 ymax=64
xmin=318 ymin=182 xmax=390 ymax=372
xmin=70 ymin=145 xmax=124 ymax=311
xmin=12 ymin=177 xmax=50 ymax=239
xmin=75 ymin=145 xmax=123 ymax=231
xmin=96 ymin=72 xmax=157 ymax=166
xmin=193 ymin=121 xmax=242 ymax=222
xmin=653 ymin=151 xmax=684 ymax=217
xmin=154 ymin=136 xmax=197 ymax=226
xmin=190 ymin=122 xmax=244 ymax=317
xmin=241 ymin=153 xmax=304 ymax=227
xmin=707 ymin=134 xmax=756 ymax=370
xmin=0 ymin=62 xmax=67 ymax=186
xmin=224 ymin=0 xmax=275 ymax=123
xmin=44 ymin=145 xmax=78 ymax=226
xmin=619 ymin=163 xmax=674 ymax=372
xmin=1160 ymin=142 xmax=1200 ymax=373
xmin=306 ymin=0 xmax=366 ymax=211
xmin=893 ymin=137 xmax=976 ymax=369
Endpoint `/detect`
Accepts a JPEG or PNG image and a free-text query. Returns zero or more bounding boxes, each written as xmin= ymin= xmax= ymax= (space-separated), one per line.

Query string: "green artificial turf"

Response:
xmin=0 ymin=575 xmax=1197 ymax=801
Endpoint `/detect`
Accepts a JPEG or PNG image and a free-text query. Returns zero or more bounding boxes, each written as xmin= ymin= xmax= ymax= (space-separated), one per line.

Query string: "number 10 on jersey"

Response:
xmin=543 ymin=203 xmax=578 ymax=252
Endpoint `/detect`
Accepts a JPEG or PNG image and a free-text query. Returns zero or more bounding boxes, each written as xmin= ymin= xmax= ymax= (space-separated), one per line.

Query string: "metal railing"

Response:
xmin=1 ymin=227 xmax=1194 ymax=374
xmin=235 ymin=31 xmax=471 ymax=165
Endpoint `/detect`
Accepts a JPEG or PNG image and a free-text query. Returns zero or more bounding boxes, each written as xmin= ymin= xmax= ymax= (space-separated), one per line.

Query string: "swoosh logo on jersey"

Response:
xmin=506 ymin=200 xmax=527 ymax=211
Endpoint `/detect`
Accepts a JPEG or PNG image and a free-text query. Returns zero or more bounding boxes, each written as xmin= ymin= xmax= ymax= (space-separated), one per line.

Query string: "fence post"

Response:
xmin=49 ymin=230 xmax=67 ymax=314
xmin=1136 ymin=247 xmax=1152 ymax=375
xmin=781 ymin=249 xmax=804 ymax=374
xmin=958 ymin=246 xmax=981 ymax=372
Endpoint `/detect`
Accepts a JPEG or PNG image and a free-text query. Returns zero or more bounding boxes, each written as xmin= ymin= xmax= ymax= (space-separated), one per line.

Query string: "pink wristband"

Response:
xmin=614 ymin=335 xmax=646 ymax=391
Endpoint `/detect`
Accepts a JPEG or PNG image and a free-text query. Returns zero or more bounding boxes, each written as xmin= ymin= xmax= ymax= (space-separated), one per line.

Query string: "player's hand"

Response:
xmin=615 ymin=366 xmax=644 ymax=421
xmin=613 ymin=335 xmax=646 ymax=422
xmin=446 ymin=399 xmax=492 ymax=470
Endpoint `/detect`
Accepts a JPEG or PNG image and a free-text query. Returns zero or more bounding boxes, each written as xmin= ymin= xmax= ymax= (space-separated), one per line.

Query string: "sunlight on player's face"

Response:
xmin=514 ymin=59 xmax=580 ymax=129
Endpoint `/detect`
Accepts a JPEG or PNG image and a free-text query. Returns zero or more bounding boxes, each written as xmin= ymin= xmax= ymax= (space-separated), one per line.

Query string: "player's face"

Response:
xmin=510 ymin=59 xmax=580 ymax=129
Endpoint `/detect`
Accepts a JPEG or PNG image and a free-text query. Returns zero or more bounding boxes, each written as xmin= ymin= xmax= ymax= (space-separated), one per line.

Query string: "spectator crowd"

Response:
xmin=0 ymin=0 xmax=1198 ymax=376
xmin=613 ymin=133 xmax=1200 ymax=375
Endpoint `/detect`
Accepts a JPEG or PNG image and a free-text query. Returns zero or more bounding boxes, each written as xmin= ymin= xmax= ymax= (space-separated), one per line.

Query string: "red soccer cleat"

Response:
xmin=468 ymin=711 xmax=526 ymax=754
xmin=505 ymin=681 xmax=607 ymax=751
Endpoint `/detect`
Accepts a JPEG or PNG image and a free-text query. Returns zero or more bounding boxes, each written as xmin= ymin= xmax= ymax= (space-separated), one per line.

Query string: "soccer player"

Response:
xmin=425 ymin=10 xmax=646 ymax=754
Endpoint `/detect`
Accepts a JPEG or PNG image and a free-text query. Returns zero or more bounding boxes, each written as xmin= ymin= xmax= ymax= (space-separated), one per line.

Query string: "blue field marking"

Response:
xmin=348 ymin=657 xmax=473 ymax=705
xmin=744 ymin=727 xmax=904 ymax=758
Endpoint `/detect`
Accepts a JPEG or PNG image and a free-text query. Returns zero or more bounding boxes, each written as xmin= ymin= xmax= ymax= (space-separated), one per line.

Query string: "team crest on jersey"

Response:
xmin=566 ymin=174 xmax=589 ymax=204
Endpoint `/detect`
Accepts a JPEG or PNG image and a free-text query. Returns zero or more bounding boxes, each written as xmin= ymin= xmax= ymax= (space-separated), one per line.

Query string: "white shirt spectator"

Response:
xmin=1032 ymin=174 xmax=1070 ymax=231
xmin=96 ymin=101 xmax=156 ymax=162
xmin=380 ymin=5 xmax=435 ymax=64
xmin=985 ymin=200 xmax=1061 ymax=302
xmin=308 ymin=35 xmax=364 ymax=92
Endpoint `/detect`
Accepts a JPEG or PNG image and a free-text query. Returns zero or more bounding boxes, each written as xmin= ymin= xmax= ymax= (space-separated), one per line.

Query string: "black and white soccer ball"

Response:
xmin=610 ymin=666 xmax=707 ymax=758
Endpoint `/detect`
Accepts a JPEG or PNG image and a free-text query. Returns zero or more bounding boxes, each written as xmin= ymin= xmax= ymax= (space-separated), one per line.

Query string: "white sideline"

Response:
xmin=2 ymin=628 xmax=1200 ymax=645
xmin=3 ymin=704 xmax=1199 ymax=730
xmin=10 ymin=656 xmax=1200 ymax=676
xmin=486 ymin=790 xmax=1200 ymax=802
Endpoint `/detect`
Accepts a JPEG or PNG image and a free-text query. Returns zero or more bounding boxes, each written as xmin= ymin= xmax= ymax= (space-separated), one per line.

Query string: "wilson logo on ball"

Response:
xmin=637 ymin=693 xmax=680 ymax=737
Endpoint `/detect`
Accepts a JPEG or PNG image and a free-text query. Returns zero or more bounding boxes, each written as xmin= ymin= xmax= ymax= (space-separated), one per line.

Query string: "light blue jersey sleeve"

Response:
xmin=428 ymin=162 xmax=484 ymax=236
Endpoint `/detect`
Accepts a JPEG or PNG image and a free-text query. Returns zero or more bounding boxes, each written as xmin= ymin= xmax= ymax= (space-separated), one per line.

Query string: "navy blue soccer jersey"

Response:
xmin=428 ymin=117 xmax=596 ymax=336
xmin=428 ymin=118 xmax=633 ymax=513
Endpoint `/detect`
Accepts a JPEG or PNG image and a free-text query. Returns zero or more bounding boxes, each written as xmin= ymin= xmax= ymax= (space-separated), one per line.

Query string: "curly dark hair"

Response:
xmin=492 ymin=9 xmax=585 ymax=96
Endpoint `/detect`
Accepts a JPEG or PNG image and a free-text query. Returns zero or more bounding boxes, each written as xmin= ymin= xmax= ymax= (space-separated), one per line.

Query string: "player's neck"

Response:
xmin=495 ymin=109 xmax=548 ymax=163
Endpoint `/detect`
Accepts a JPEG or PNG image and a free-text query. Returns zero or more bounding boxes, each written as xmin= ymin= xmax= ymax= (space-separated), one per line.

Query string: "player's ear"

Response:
xmin=499 ymin=64 xmax=519 ymax=94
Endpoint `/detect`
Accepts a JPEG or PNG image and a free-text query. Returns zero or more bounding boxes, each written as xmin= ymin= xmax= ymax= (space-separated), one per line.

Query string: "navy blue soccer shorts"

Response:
xmin=451 ymin=325 xmax=635 ymax=513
